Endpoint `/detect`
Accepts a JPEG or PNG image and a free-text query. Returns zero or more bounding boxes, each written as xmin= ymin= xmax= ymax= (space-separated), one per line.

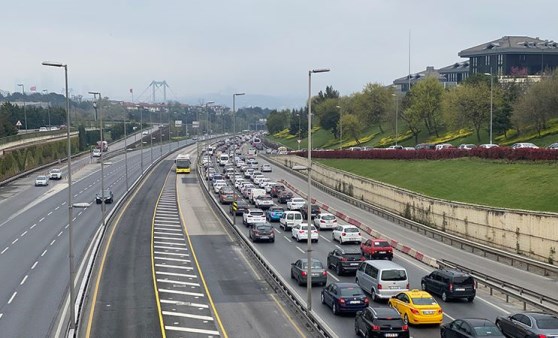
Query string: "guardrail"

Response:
xmin=196 ymin=157 xmax=337 ymax=338
xmin=438 ymin=260 xmax=558 ymax=315
xmin=262 ymin=154 xmax=558 ymax=278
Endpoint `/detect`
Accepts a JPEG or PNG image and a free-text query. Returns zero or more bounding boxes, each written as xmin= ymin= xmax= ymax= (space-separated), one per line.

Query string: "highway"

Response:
xmin=201 ymin=144 xmax=555 ymax=338
xmin=0 ymin=133 xmax=191 ymax=337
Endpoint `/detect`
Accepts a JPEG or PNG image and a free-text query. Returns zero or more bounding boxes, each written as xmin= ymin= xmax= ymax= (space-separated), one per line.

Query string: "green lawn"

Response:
xmin=317 ymin=158 xmax=558 ymax=212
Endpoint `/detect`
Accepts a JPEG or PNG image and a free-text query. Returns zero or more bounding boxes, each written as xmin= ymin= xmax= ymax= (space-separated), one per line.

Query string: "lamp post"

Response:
xmin=149 ymin=109 xmax=153 ymax=163
xmin=233 ymin=93 xmax=245 ymax=135
xmin=336 ymin=105 xmax=342 ymax=150
xmin=297 ymin=113 xmax=301 ymax=150
xmin=42 ymin=89 xmax=51 ymax=128
xmin=123 ymin=117 xmax=129 ymax=190
xmin=139 ymin=106 xmax=144 ymax=174
xmin=17 ymin=84 xmax=27 ymax=132
xmin=306 ymin=68 xmax=330 ymax=311
xmin=42 ymin=61 xmax=75 ymax=332
xmin=392 ymin=92 xmax=399 ymax=146
xmin=483 ymin=72 xmax=494 ymax=144
xmin=159 ymin=110 xmax=163 ymax=158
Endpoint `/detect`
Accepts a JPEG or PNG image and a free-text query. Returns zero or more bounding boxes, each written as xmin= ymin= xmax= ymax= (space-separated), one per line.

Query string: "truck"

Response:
xmin=96 ymin=140 xmax=108 ymax=152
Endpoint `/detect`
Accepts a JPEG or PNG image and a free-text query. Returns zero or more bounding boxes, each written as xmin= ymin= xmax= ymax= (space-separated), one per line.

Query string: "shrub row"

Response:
xmin=294 ymin=148 xmax=558 ymax=161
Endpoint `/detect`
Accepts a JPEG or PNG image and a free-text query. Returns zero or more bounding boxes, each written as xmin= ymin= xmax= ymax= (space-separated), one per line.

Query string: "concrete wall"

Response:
xmin=276 ymin=155 xmax=558 ymax=264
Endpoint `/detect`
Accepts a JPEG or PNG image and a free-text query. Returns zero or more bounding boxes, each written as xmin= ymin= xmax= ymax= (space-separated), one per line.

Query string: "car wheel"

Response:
xmin=371 ymin=289 xmax=377 ymax=302
xmin=442 ymin=291 xmax=448 ymax=302
xmin=336 ymin=264 xmax=342 ymax=276
xmin=291 ymin=270 xmax=294 ymax=279
xmin=332 ymin=303 xmax=338 ymax=315
xmin=403 ymin=314 xmax=409 ymax=325
xmin=332 ymin=234 xmax=336 ymax=242
xmin=270 ymin=239 xmax=275 ymax=243
xmin=321 ymin=293 xmax=325 ymax=304
xmin=421 ymin=282 xmax=427 ymax=291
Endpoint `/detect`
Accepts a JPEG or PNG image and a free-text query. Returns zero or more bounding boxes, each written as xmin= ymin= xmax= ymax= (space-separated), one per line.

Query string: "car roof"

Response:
xmin=438 ymin=268 xmax=472 ymax=277
xmin=460 ymin=318 xmax=497 ymax=326
xmin=247 ymin=208 xmax=264 ymax=212
xmin=337 ymin=248 xmax=361 ymax=254
xmin=404 ymin=289 xmax=432 ymax=298
xmin=341 ymin=224 xmax=358 ymax=228
xmin=363 ymin=260 xmax=405 ymax=270
xmin=370 ymin=307 xmax=401 ymax=317
xmin=331 ymin=282 xmax=362 ymax=289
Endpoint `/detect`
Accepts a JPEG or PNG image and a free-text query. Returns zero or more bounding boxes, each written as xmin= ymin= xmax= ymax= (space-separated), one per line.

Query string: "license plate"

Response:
xmin=349 ymin=300 xmax=361 ymax=304
xmin=312 ymin=273 xmax=320 ymax=277
xmin=423 ymin=310 xmax=435 ymax=314
xmin=389 ymin=286 xmax=399 ymax=289
xmin=455 ymin=288 xmax=465 ymax=291
xmin=379 ymin=251 xmax=386 ymax=254
xmin=260 ymin=236 xmax=268 ymax=239
xmin=385 ymin=334 xmax=398 ymax=337
xmin=350 ymin=263 xmax=359 ymax=266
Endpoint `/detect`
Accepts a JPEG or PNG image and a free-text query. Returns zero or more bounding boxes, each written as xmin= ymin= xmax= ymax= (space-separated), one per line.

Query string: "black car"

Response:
xmin=326 ymin=248 xmax=363 ymax=275
xmin=300 ymin=204 xmax=320 ymax=220
xmin=496 ymin=312 xmax=558 ymax=338
xmin=95 ymin=189 xmax=114 ymax=204
xmin=277 ymin=191 xmax=293 ymax=204
xmin=421 ymin=268 xmax=476 ymax=302
xmin=248 ymin=222 xmax=275 ymax=243
xmin=354 ymin=307 xmax=409 ymax=338
xmin=441 ymin=318 xmax=505 ymax=337
xmin=321 ymin=283 xmax=368 ymax=315
xmin=290 ymin=258 xmax=327 ymax=286
xmin=229 ymin=200 xmax=251 ymax=216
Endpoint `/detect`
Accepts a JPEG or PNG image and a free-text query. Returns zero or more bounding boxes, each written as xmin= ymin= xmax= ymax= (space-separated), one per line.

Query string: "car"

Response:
xmin=441 ymin=318 xmax=505 ymax=338
xmin=360 ymin=238 xmax=394 ymax=260
xmin=39 ymin=126 xmax=48 ymax=132
xmin=313 ymin=212 xmax=337 ymax=230
xmin=287 ymin=197 xmax=306 ymax=210
xmin=511 ymin=142 xmax=539 ymax=149
xmin=92 ymin=148 xmax=102 ymax=157
xmin=458 ymin=144 xmax=477 ymax=150
xmin=291 ymin=223 xmax=319 ymax=242
xmin=495 ymin=312 xmax=558 ymax=338
xmin=387 ymin=145 xmax=404 ymax=150
xmin=230 ymin=200 xmax=251 ymax=216
xmin=35 ymin=175 xmax=49 ymax=186
xmin=300 ymin=203 xmax=320 ymax=220
xmin=279 ymin=210 xmax=303 ymax=230
xmin=48 ymin=168 xmax=63 ymax=180
xmin=242 ymin=208 xmax=266 ymax=227
xmin=266 ymin=206 xmax=285 ymax=222
xmin=213 ymin=182 xmax=228 ymax=194
xmin=415 ymin=143 xmax=435 ymax=150
xmin=421 ymin=268 xmax=476 ymax=302
xmin=320 ymin=282 xmax=369 ymax=315
xmin=270 ymin=183 xmax=286 ymax=197
xmin=261 ymin=164 xmax=272 ymax=172
xmin=326 ymin=248 xmax=364 ymax=275
xmin=356 ymin=260 xmax=409 ymax=301
xmin=354 ymin=307 xmax=409 ymax=338
xmin=290 ymin=258 xmax=327 ymax=286
xmin=95 ymin=189 xmax=114 ymax=204
xmin=435 ymin=143 xmax=454 ymax=150
xmin=277 ymin=191 xmax=293 ymax=204
xmin=248 ymin=222 xmax=275 ymax=243
xmin=254 ymin=195 xmax=274 ymax=209
xmin=547 ymin=142 xmax=558 ymax=150
xmin=388 ymin=289 xmax=443 ymax=325
xmin=142 ymin=130 xmax=149 ymax=135
xmin=218 ymin=187 xmax=236 ymax=204
xmin=478 ymin=143 xmax=499 ymax=148
xmin=332 ymin=224 xmax=362 ymax=244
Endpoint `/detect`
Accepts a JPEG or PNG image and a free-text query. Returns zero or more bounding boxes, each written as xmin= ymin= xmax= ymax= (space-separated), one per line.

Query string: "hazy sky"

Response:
xmin=2 ymin=0 xmax=557 ymax=108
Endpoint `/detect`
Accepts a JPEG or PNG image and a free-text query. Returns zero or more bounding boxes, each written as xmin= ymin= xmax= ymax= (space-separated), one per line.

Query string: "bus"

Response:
xmin=175 ymin=154 xmax=192 ymax=174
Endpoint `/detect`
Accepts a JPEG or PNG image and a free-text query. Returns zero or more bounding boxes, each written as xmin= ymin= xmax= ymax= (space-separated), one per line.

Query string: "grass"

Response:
xmin=317 ymin=158 xmax=558 ymax=212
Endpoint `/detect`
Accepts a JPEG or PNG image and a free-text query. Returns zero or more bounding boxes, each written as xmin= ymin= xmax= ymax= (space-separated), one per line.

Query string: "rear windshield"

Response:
xmin=339 ymin=287 xmax=365 ymax=297
xmin=322 ymin=215 xmax=335 ymax=220
xmin=453 ymin=276 xmax=475 ymax=285
xmin=250 ymin=212 xmax=264 ymax=216
xmin=536 ymin=317 xmax=558 ymax=329
xmin=271 ymin=208 xmax=284 ymax=212
xmin=381 ymin=269 xmax=407 ymax=281
xmin=345 ymin=228 xmax=359 ymax=233
xmin=256 ymin=225 xmax=272 ymax=231
xmin=374 ymin=241 xmax=391 ymax=247
xmin=302 ymin=261 xmax=323 ymax=269
xmin=411 ymin=297 xmax=437 ymax=305
xmin=343 ymin=253 xmax=363 ymax=260
xmin=473 ymin=326 xmax=505 ymax=336
xmin=376 ymin=318 xmax=404 ymax=327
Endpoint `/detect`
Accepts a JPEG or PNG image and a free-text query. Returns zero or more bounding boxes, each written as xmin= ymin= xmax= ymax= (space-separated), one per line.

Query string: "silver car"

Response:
xmin=35 ymin=175 xmax=49 ymax=186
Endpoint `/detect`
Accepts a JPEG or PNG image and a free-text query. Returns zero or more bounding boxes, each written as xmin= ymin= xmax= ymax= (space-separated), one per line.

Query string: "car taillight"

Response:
xmin=537 ymin=335 xmax=547 ymax=338
xmin=360 ymin=256 xmax=366 ymax=261
xmin=377 ymin=284 xmax=382 ymax=290
xmin=449 ymin=283 xmax=453 ymax=292
xmin=437 ymin=309 xmax=443 ymax=314
xmin=312 ymin=230 xmax=318 ymax=233
xmin=253 ymin=230 xmax=259 ymax=234
xmin=338 ymin=297 xmax=345 ymax=304
xmin=402 ymin=324 xmax=409 ymax=331
xmin=364 ymin=297 xmax=369 ymax=304
xmin=411 ymin=308 xmax=420 ymax=315
xmin=322 ymin=271 xmax=327 ymax=276
xmin=301 ymin=271 xmax=307 ymax=277
xmin=370 ymin=324 xmax=380 ymax=331
xmin=299 ymin=230 xmax=304 ymax=234
xmin=342 ymin=232 xmax=346 ymax=236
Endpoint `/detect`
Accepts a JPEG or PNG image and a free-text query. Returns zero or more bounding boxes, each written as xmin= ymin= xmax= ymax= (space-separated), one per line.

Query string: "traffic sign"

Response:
xmin=231 ymin=201 xmax=238 ymax=212
xmin=16 ymin=120 xmax=22 ymax=127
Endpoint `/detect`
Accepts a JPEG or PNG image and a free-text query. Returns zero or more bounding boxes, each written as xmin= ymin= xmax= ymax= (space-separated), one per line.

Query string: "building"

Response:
xmin=458 ymin=36 xmax=558 ymax=77
xmin=392 ymin=64 xmax=467 ymax=92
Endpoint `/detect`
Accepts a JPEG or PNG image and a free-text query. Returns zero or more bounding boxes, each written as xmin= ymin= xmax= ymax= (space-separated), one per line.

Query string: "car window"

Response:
xmin=322 ymin=215 xmax=335 ymax=220
xmin=411 ymin=297 xmax=437 ymax=305
xmin=364 ymin=309 xmax=373 ymax=321
xmin=536 ymin=316 xmax=558 ymax=329
xmin=250 ymin=211 xmax=263 ymax=216
xmin=381 ymin=269 xmax=407 ymax=281
xmin=453 ymin=276 xmax=475 ymax=285
xmin=345 ymin=227 xmax=359 ymax=233
xmin=339 ymin=287 xmax=364 ymax=297
xmin=473 ymin=324 xmax=503 ymax=336
xmin=256 ymin=225 xmax=272 ymax=231
xmin=374 ymin=241 xmax=390 ymax=247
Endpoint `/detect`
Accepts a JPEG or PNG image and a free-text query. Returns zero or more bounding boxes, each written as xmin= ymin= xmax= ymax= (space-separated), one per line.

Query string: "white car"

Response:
xmin=92 ymin=149 xmax=102 ymax=157
xmin=291 ymin=223 xmax=319 ymax=242
xmin=261 ymin=164 xmax=272 ymax=172
xmin=253 ymin=175 xmax=266 ymax=185
xmin=243 ymin=208 xmax=266 ymax=227
xmin=35 ymin=175 xmax=49 ymax=186
xmin=511 ymin=142 xmax=539 ymax=149
xmin=313 ymin=213 xmax=337 ymax=230
xmin=279 ymin=211 xmax=303 ymax=230
xmin=332 ymin=225 xmax=362 ymax=244
xmin=213 ymin=182 xmax=227 ymax=193
xmin=258 ymin=177 xmax=272 ymax=188
xmin=48 ymin=168 xmax=63 ymax=180
xmin=254 ymin=195 xmax=274 ymax=209
xmin=287 ymin=197 xmax=306 ymax=210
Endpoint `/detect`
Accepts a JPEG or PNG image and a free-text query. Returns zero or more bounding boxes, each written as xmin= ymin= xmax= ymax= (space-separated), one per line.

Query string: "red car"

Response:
xmin=360 ymin=239 xmax=393 ymax=260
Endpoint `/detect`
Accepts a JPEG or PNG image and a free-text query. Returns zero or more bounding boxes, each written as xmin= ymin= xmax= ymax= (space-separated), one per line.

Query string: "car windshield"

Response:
xmin=344 ymin=228 xmax=359 ymax=233
xmin=256 ymin=225 xmax=272 ymax=231
xmin=411 ymin=297 xmax=437 ymax=305
xmin=473 ymin=325 xmax=504 ymax=336
xmin=381 ymin=269 xmax=407 ymax=281
xmin=51 ymin=169 xmax=61 ymax=173
xmin=250 ymin=212 xmax=264 ymax=216
xmin=37 ymin=176 xmax=47 ymax=180
xmin=301 ymin=261 xmax=323 ymax=269
xmin=453 ymin=276 xmax=475 ymax=285
xmin=322 ymin=215 xmax=335 ymax=220
xmin=374 ymin=241 xmax=391 ymax=247
xmin=339 ymin=287 xmax=365 ymax=297
xmin=536 ymin=317 xmax=558 ymax=329
xmin=271 ymin=208 xmax=284 ymax=212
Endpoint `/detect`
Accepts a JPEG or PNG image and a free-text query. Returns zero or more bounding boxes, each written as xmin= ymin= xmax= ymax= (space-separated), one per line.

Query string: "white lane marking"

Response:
xmin=162 ymin=310 xmax=213 ymax=321
xmin=274 ymin=228 xmax=282 ymax=234
xmin=50 ymin=240 xmax=56 ymax=246
xmin=154 ymin=245 xmax=188 ymax=251
xmin=47 ymin=212 xmax=53 ymax=216
xmin=154 ymin=251 xmax=190 ymax=257
xmin=476 ymin=296 xmax=512 ymax=314
xmin=165 ymin=326 xmax=220 ymax=335
xmin=153 ymin=241 xmax=186 ymax=246
xmin=1 ymin=248 xmax=8 ymax=254
xmin=30 ymin=224 xmax=37 ymax=229
xmin=39 ymin=217 xmax=45 ymax=222
xmin=41 ymin=250 xmax=47 ymax=257
xmin=31 ymin=261 xmax=38 ymax=269
xmin=155 ymin=264 xmax=193 ymax=270
xmin=296 ymin=246 xmax=305 ymax=254
xmin=335 ymin=245 xmax=342 ymax=249
xmin=158 ymin=289 xmax=204 ymax=297
xmin=444 ymin=312 xmax=455 ymax=321
xmin=154 ymin=224 xmax=181 ymax=229
xmin=156 ymin=271 xmax=198 ymax=278
xmin=283 ymin=236 xmax=292 ymax=243
xmin=21 ymin=231 xmax=28 ymax=237
xmin=319 ymin=235 xmax=331 ymax=242
xmin=20 ymin=275 xmax=28 ymax=285
xmin=11 ymin=239 xmax=18 ymax=245
xmin=7 ymin=292 xmax=17 ymax=304
xmin=55 ymin=206 xmax=60 ymax=210
xmin=160 ymin=299 xmax=208 ymax=308
xmin=65 ymin=224 xmax=69 ymax=229
xmin=153 ymin=231 xmax=183 ymax=237
xmin=58 ymin=231 xmax=63 ymax=237
xmin=157 ymin=279 xmax=200 ymax=287
xmin=0 ymin=313 xmax=2 ymax=320
xmin=328 ymin=273 xmax=340 ymax=282
xmin=72 ymin=217 xmax=77 ymax=221
xmin=154 ymin=256 xmax=191 ymax=263
xmin=154 ymin=236 xmax=185 ymax=242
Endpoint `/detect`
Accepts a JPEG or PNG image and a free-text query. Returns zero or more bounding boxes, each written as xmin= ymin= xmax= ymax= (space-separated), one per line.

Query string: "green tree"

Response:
xmin=355 ymin=83 xmax=392 ymax=133
xmin=266 ymin=109 xmax=290 ymax=134
xmin=407 ymin=76 xmax=444 ymax=137
xmin=340 ymin=113 xmax=363 ymax=145
xmin=314 ymin=98 xmax=340 ymax=136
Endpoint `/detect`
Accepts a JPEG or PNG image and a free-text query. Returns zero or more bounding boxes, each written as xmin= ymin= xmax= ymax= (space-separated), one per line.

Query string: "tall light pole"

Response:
xmin=17 ymin=84 xmax=27 ymax=132
xmin=42 ymin=61 xmax=76 ymax=333
xmin=484 ymin=72 xmax=494 ymax=144
xmin=204 ymin=101 xmax=214 ymax=150
xmin=43 ymin=89 xmax=51 ymax=128
xmin=139 ymin=106 xmax=144 ymax=174
xmin=159 ymin=109 xmax=163 ymax=158
xmin=306 ymin=68 xmax=330 ymax=311
xmin=149 ymin=109 xmax=153 ymax=163
xmin=392 ymin=92 xmax=399 ymax=146
xmin=233 ymin=93 xmax=245 ymax=135
xmin=297 ymin=113 xmax=301 ymax=150
xmin=336 ymin=105 xmax=342 ymax=150
xmin=123 ymin=116 xmax=129 ymax=190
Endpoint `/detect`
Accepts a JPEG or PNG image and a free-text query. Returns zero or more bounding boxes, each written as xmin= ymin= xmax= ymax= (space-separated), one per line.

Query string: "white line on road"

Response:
xmin=50 ymin=240 xmax=56 ymax=246
xmin=55 ymin=206 xmax=60 ymax=210
xmin=154 ymin=245 xmax=188 ymax=251
xmin=328 ymin=273 xmax=340 ymax=282
xmin=47 ymin=212 xmax=53 ymax=216
xmin=0 ymin=313 xmax=2 ymax=320
xmin=155 ymin=264 xmax=193 ymax=270
xmin=7 ymin=292 xmax=16 ymax=304
xmin=335 ymin=245 xmax=342 ymax=249
xmin=1 ymin=248 xmax=8 ymax=254
xmin=58 ymin=231 xmax=63 ymax=237
xmin=160 ymin=299 xmax=208 ymax=308
xmin=39 ymin=217 xmax=45 ymax=222
xmin=158 ymin=288 xmax=204 ymax=297
xmin=319 ymin=235 xmax=331 ymax=242
xmin=30 ymin=224 xmax=37 ymax=229
xmin=154 ymin=256 xmax=191 ymax=263
xmin=296 ymin=246 xmax=305 ymax=254
xmin=162 ymin=310 xmax=213 ymax=321
xmin=156 ymin=271 xmax=198 ymax=278
xmin=154 ymin=251 xmax=190 ymax=257
xmin=21 ymin=231 xmax=28 ymax=237
xmin=157 ymin=279 xmax=200 ymax=287
xmin=274 ymin=228 xmax=282 ymax=234
xmin=283 ymin=236 xmax=292 ymax=243
xmin=11 ymin=239 xmax=18 ymax=245
xmin=165 ymin=326 xmax=220 ymax=335
xmin=20 ymin=275 xmax=28 ymax=285
xmin=41 ymin=250 xmax=47 ymax=257
xmin=31 ymin=261 xmax=38 ymax=269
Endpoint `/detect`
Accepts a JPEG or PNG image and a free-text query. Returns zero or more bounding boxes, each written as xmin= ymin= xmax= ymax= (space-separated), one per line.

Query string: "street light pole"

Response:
xmin=484 ymin=72 xmax=494 ymax=144
xmin=336 ymin=105 xmax=342 ymax=150
xmin=159 ymin=110 xmax=163 ymax=158
xmin=42 ymin=61 xmax=76 ymax=333
xmin=233 ymin=93 xmax=245 ymax=135
xmin=392 ymin=92 xmax=399 ymax=146
xmin=17 ymin=84 xmax=27 ymax=132
xmin=149 ymin=110 xmax=153 ymax=163
xmin=140 ymin=106 xmax=144 ymax=174
xmin=297 ymin=113 xmax=301 ymax=150
xmin=306 ymin=68 xmax=330 ymax=312
xmin=89 ymin=91 xmax=107 ymax=243
xmin=124 ymin=116 xmax=129 ymax=190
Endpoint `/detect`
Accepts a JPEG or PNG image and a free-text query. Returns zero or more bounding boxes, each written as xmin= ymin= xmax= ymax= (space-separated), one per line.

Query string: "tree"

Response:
xmin=314 ymin=98 xmax=341 ymax=136
xmin=289 ymin=108 xmax=308 ymax=138
xmin=340 ymin=113 xmax=362 ymax=145
xmin=400 ymin=93 xmax=422 ymax=144
xmin=315 ymin=86 xmax=339 ymax=105
xmin=266 ymin=110 xmax=290 ymax=134
xmin=407 ymin=76 xmax=444 ymax=137
xmin=355 ymin=83 xmax=392 ymax=133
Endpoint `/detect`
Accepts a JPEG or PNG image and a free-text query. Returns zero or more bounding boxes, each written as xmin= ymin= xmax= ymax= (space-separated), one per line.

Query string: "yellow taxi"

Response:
xmin=388 ymin=289 xmax=443 ymax=325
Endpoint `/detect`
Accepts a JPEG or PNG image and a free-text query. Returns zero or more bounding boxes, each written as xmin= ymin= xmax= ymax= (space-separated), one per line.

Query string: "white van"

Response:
xmin=249 ymin=188 xmax=266 ymax=204
xmin=279 ymin=211 xmax=303 ymax=230
xmin=355 ymin=260 xmax=409 ymax=301
xmin=219 ymin=154 xmax=229 ymax=166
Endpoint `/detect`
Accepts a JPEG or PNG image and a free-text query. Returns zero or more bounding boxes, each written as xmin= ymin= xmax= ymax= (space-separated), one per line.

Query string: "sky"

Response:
xmin=2 ymin=0 xmax=558 ymax=109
